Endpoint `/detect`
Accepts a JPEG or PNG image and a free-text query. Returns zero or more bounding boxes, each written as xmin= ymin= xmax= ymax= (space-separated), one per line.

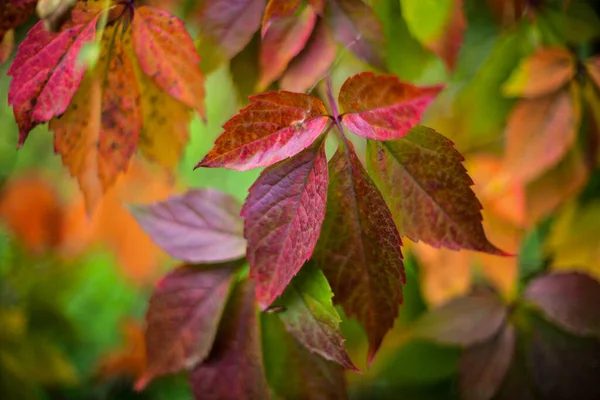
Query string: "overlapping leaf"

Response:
xmin=262 ymin=0 xmax=302 ymax=36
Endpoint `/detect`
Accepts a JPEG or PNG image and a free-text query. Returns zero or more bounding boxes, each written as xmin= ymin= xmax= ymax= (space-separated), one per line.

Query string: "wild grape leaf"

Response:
xmin=0 ymin=0 xmax=36 ymax=43
xmin=280 ymin=18 xmax=337 ymax=93
xmin=275 ymin=262 xmax=357 ymax=371
xmin=197 ymin=91 xmax=330 ymax=171
xmin=135 ymin=264 xmax=237 ymax=389
xmin=524 ymin=272 xmax=600 ymax=338
xmin=502 ymin=47 xmax=576 ymax=98
xmin=262 ymin=312 xmax=348 ymax=400
xmin=191 ymin=280 xmax=269 ymax=400
xmin=258 ymin=5 xmax=317 ymax=90
xmin=262 ymin=0 xmax=302 ymax=36
xmin=408 ymin=287 xmax=507 ymax=346
xmin=459 ymin=324 xmax=516 ymax=400
xmin=130 ymin=188 xmax=246 ymax=263
xmin=195 ymin=0 xmax=265 ymax=73
xmin=339 ymin=72 xmax=442 ymax=140
xmin=325 ymin=0 xmax=386 ymax=70
xmin=313 ymin=140 xmax=404 ymax=364
xmin=503 ymin=84 xmax=581 ymax=184
xmin=366 ymin=126 xmax=507 ymax=255
xmin=242 ymin=139 xmax=328 ymax=309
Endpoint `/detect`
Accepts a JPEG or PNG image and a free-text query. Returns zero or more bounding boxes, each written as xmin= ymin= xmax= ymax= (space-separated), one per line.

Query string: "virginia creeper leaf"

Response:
xmin=504 ymin=84 xmax=581 ymax=184
xmin=502 ymin=47 xmax=576 ymax=98
xmin=459 ymin=324 xmax=516 ymax=400
xmin=339 ymin=72 xmax=442 ymax=140
xmin=524 ymin=272 xmax=600 ymax=338
xmin=262 ymin=312 xmax=348 ymax=400
xmin=275 ymin=262 xmax=357 ymax=371
xmin=280 ymin=18 xmax=337 ymax=93
xmin=325 ymin=0 xmax=386 ymax=70
xmin=197 ymin=91 xmax=330 ymax=171
xmin=409 ymin=287 xmax=507 ymax=346
xmin=191 ymin=280 xmax=269 ymax=400
xmin=130 ymin=188 xmax=247 ymax=263
xmin=242 ymin=139 xmax=328 ymax=309
xmin=313 ymin=140 xmax=404 ymax=364
xmin=258 ymin=4 xmax=317 ymax=90
xmin=262 ymin=0 xmax=302 ymax=36
xmin=366 ymin=126 xmax=507 ymax=255
xmin=136 ymin=264 xmax=237 ymax=389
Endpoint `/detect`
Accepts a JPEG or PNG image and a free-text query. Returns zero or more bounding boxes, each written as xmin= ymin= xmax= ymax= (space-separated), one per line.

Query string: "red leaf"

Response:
xmin=367 ymin=126 xmax=508 ymax=255
xmin=325 ymin=0 xmax=386 ymax=69
xmin=313 ymin=140 xmax=404 ymax=364
xmin=339 ymin=72 xmax=442 ymax=140
xmin=524 ymin=272 xmax=600 ymax=338
xmin=197 ymin=91 xmax=330 ymax=171
xmin=132 ymin=6 xmax=205 ymax=117
xmin=191 ymin=280 xmax=270 ymax=400
xmin=409 ymin=287 xmax=507 ymax=346
xmin=136 ymin=264 xmax=237 ymax=389
xmin=130 ymin=189 xmax=247 ymax=263
xmin=258 ymin=5 xmax=317 ymax=90
xmin=242 ymin=139 xmax=328 ymax=309
xmin=459 ymin=324 xmax=516 ymax=400
xmin=7 ymin=8 xmax=99 ymax=145
xmin=262 ymin=0 xmax=302 ymax=36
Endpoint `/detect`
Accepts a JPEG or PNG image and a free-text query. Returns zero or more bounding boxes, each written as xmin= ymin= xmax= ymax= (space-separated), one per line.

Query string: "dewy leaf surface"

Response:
xmin=242 ymin=139 xmax=328 ymax=309
xmin=339 ymin=72 xmax=442 ymax=140
xmin=313 ymin=140 xmax=404 ymax=364
xmin=276 ymin=262 xmax=357 ymax=371
xmin=197 ymin=91 xmax=330 ymax=171
xmin=262 ymin=0 xmax=302 ymax=36
xmin=366 ymin=126 xmax=507 ymax=255
xmin=191 ymin=280 xmax=269 ymax=400
xmin=130 ymin=188 xmax=247 ymax=263
xmin=136 ymin=264 xmax=237 ymax=389
xmin=524 ymin=272 xmax=600 ymax=338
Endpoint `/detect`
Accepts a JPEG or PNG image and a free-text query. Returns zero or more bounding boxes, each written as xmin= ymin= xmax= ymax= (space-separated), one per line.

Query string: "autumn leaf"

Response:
xmin=339 ymin=72 xmax=442 ymax=140
xmin=136 ymin=264 xmax=237 ymax=389
xmin=190 ymin=280 xmax=269 ymax=400
xmin=502 ymin=47 xmax=576 ymax=98
xmin=197 ymin=91 xmax=330 ymax=171
xmin=275 ymin=262 xmax=357 ymax=371
xmin=242 ymin=139 xmax=328 ymax=309
xmin=367 ymin=126 xmax=508 ymax=255
xmin=97 ymin=319 xmax=147 ymax=382
xmin=262 ymin=0 xmax=302 ymax=36
xmin=130 ymin=189 xmax=247 ymax=264
xmin=313 ymin=140 xmax=404 ymax=364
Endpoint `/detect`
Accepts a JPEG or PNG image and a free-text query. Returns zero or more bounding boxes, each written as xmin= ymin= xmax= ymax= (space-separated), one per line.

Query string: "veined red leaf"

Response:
xmin=258 ymin=5 xmax=317 ymax=90
xmin=132 ymin=6 xmax=205 ymax=117
xmin=325 ymin=0 xmax=386 ymax=69
xmin=276 ymin=262 xmax=357 ymax=371
xmin=197 ymin=91 xmax=330 ymax=171
xmin=280 ymin=17 xmax=337 ymax=93
xmin=130 ymin=189 xmax=247 ymax=263
xmin=366 ymin=126 xmax=507 ymax=255
xmin=524 ymin=272 xmax=600 ymax=338
xmin=242 ymin=139 xmax=328 ymax=309
xmin=459 ymin=324 xmax=516 ymax=400
xmin=339 ymin=72 xmax=443 ymax=140
xmin=191 ymin=280 xmax=269 ymax=400
xmin=262 ymin=0 xmax=302 ymax=36
xmin=313 ymin=140 xmax=404 ymax=364
xmin=136 ymin=264 xmax=237 ymax=389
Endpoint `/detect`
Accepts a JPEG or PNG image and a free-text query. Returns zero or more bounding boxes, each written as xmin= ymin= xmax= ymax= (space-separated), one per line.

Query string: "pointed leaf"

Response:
xmin=339 ymin=72 xmax=442 ymax=140
xmin=313 ymin=140 xmax=404 ymax=364
xmin=262 ymin=0 xmax=302 ymax=36
xmin=524 ymin=272 xmax=600 ymax=338
xmin=366 ymin=126 xmax=507 ymax=255
xmin=191 ymin=280 xmax=269 ymax=400
xmin=459 ymin=324 xmax=516 ymax=400
xmin=136 ymin=264 xmax=237 ymax=389
xmin=276 ymin=262 xmax=357 ymax=371
xmin=503 ymin=47 xmax=576 ymax=98
xmin=130 ymin=188 xmax=246 ymax=263
xmin=325 ymin=0 xmax=386 ymax=69
xmin=197 ymin=91 xmax=330 ymax=171
xmin=242 ymin=139 xmax=328 ymax=309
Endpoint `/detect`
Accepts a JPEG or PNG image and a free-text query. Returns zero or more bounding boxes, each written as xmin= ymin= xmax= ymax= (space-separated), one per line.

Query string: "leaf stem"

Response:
xmin=326 ymin=75 xmax=346 ymax=142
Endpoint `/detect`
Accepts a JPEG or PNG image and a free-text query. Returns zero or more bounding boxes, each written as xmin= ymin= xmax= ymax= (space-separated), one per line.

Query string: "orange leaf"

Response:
xmin=262 ymin=0 xmax=302 ymax=36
